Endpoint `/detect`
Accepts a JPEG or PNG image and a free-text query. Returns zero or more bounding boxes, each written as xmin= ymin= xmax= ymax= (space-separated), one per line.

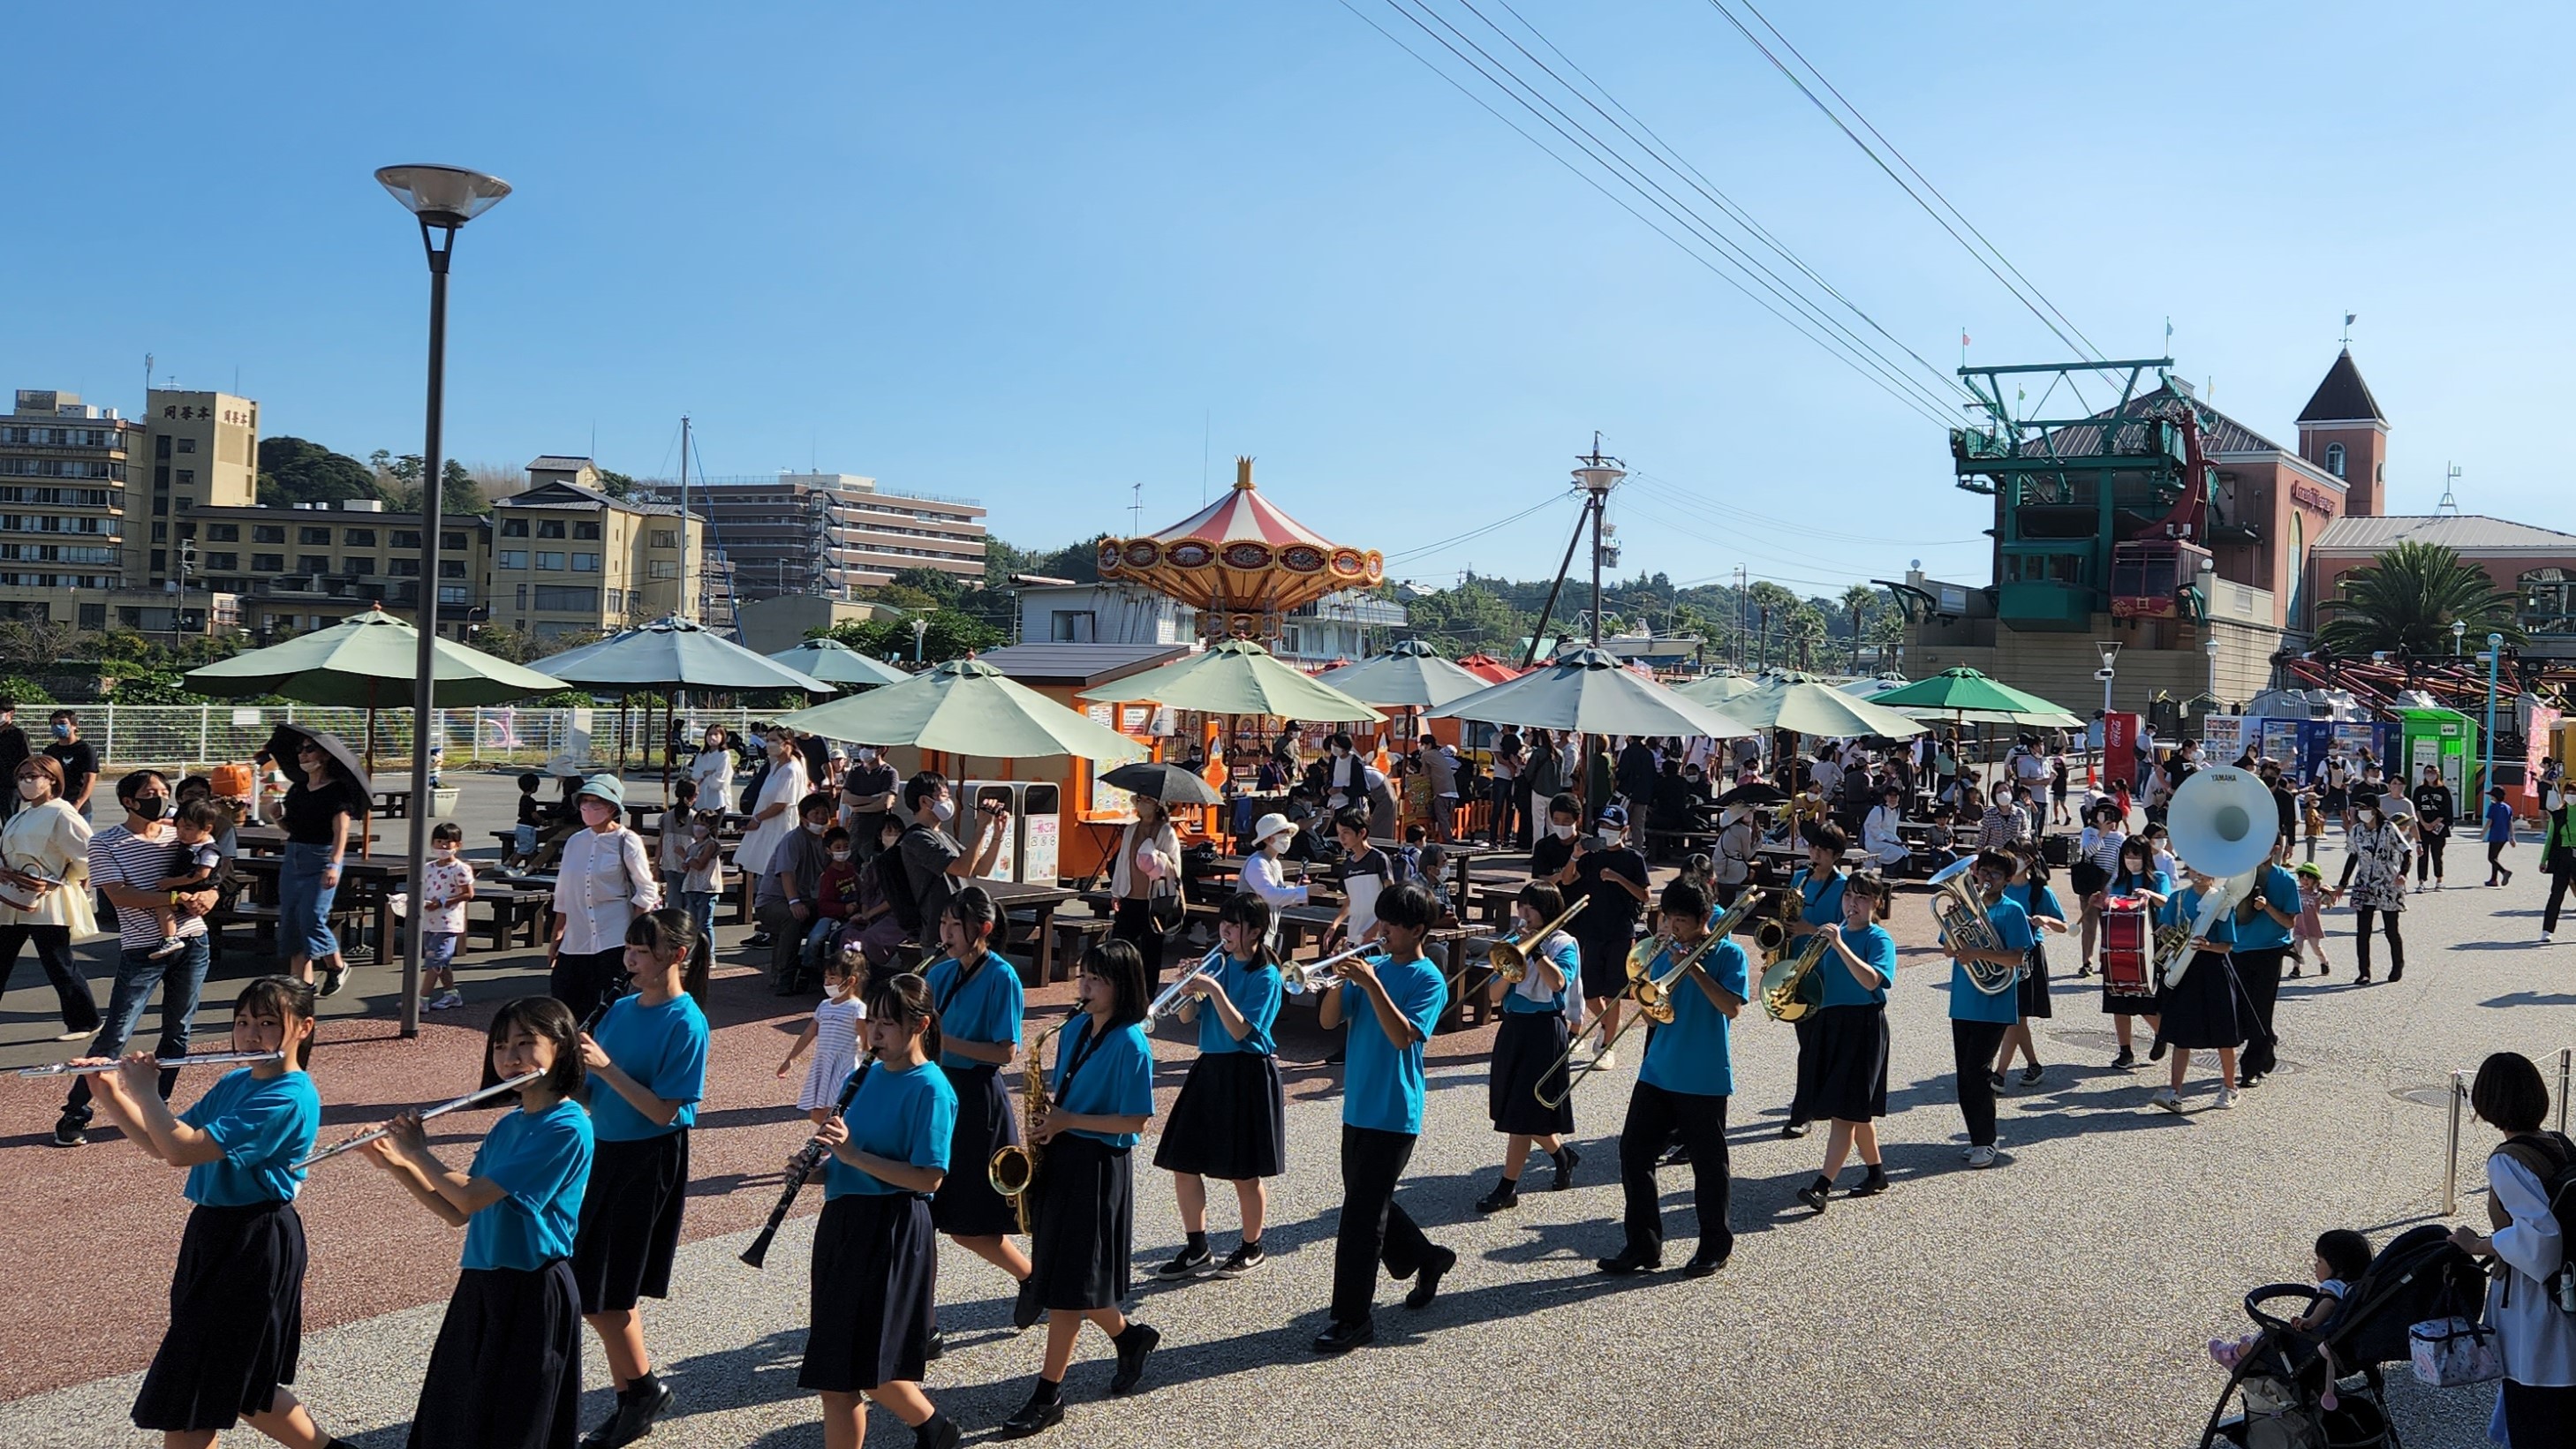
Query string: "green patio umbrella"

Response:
xmin=1314 ymin=639 xmax=1485 ymax=711
xmin=183 ymin=605 xmax=568 ymax=771
xmin=1426 ymin=646 xmax=1759 ymax=738
xmin=1870 ymin=666 xmax=2083 ymax=728
xmin=1078 ymin=638 xmax=1385 ymax=722
xmin=1727 ymin=680 xmax=1928 ymax=740
xmin=532 ymin=615 xmax=831 ymax=693
xmin=777 ymin=658 xmax=1146 ymax=761
xmin=1674 ymin=672 xmax=1761 ymax=705
xmin=767 ymin=637 xmax=910 ymax=690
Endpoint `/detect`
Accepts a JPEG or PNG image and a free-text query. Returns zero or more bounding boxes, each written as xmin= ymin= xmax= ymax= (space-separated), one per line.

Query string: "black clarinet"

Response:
xmin=741 ymin=1061 xmax=873 ymax=1269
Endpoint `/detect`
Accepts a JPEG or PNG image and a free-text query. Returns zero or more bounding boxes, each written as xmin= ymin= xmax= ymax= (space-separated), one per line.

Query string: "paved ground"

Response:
xmin=3 ymin=774 xmax=2569 ymax=1446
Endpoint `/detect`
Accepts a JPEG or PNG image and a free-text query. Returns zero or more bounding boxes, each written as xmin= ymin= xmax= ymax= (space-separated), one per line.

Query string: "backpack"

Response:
xmin=2492 ymin=1131 xmax=2576 ymax=1314
xmin=1389 ymin=843 xmax=1422 ymax=884
xmin=875 ymin=828 xmax=927 ymax=935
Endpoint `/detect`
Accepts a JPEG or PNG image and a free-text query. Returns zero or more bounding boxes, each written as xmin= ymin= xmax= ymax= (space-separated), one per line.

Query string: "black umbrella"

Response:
xmin=1712 ymin=781 xmax=1791 ymax=809
xmin=269 ymin=722 xmax=370 ymax=796
xmin=1100 ymin=761 xmax=1222 ymax=806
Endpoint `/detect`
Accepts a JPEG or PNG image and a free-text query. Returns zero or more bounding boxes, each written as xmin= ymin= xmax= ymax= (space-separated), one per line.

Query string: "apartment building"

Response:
xmin=181 ymin=497 xmax=491 ymax=640
xmin=490 ymin=471 xmax=702 ymax=641
xmin=631 ymin=471 xmax=986 ymax=602
xmin=0 ymin=389 xmax=134 ymax=616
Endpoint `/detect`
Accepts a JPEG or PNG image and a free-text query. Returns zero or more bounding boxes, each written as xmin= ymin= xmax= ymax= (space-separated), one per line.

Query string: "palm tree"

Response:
xmin=1784 ymin=603 xmax=1829 ymax=668
xmin=1744 ymin=581 xmax=1799 ymax=668
xmin=1840 ymin=584 xmax=1877 ymax=671
xmin=2315 ymin=540 xmax=2521 ymax=656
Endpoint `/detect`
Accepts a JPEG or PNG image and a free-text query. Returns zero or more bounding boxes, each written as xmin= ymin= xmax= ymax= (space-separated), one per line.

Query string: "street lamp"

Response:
xmin=911 ymin=616 xmax=929 ymax=664
xmin=2203 ymin=634 xmax=2221 ymax=703
xmin=2483 ymin=631 xmax=2504 ymax=796
xmin=2452 ymin=619 xmax=2467 ymax=656
xmin=375 ymin=162 xmax=510 ymax=1040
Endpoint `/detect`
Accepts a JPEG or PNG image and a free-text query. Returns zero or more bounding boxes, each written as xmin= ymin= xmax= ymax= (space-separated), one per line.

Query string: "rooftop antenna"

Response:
xmin=1129 ymin=480 xmax=1144 ymax=535
xmin=143 ymin=352 xmax=153 ymax=410
xmin=2437 ymin=463 xmax=2462 ymax=516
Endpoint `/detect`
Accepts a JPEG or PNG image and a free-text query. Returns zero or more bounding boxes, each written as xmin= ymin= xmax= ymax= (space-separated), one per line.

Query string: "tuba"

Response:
xmin=988 ymin=1015 xmax=1070 ymax=1235
xmin=1486 ymin=895 xmax=1590 ymax=985
xmin=1928 ymin=857 xmax=2014 ymax=996
xmin=2155 ymin=766 xmax=2279 ymax=989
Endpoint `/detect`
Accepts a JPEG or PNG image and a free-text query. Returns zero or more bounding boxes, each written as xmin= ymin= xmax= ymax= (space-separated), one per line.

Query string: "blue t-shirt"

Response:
xmin=1053 ymin=1016 xmax=1157 ymax=1148
xmin=1944 ymin=894 xmax=2032 ymax=1024
xmin=179 ymin=1068 xmax=321 ymax=1207
xmin=2110 ymin=868 xmax=2172 ymax=901
xmin=823 ymin=1060 xmax=956 ymax=1199
xmin=1195 ymin=955 xmax=1283 ymax=1056
xmin=2235 ymin=864 xmax=2300 ymax=951
xmin=1339 ymin=953 xmax=1447 ymax=1135
xmin=1793 ymin=868 xmax=1847 ymax=940
xmin=927 ymin=952 xmax=1024 ymax=1072
xmin=1638 ymin=936 xmax=1752 ymax=1098
xmin=2487 ymin=800 xmax=2515 ymax=842
xmin=461 ymin=1099 xmax=593 ymax=1272
xmin=1503 ymin=935 xmax=1583 ymax=1015
xmin=1817 ymin=923 xmax=1896 ymax=1008
xmin=2161 ymin=885 xmax=2240 ymax=948
xmin=586 ymin=992 xmax=709 ymax=1143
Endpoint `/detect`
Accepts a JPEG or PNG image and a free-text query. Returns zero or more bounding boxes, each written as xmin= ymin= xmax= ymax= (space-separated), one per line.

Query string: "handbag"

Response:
xmin=2406 ymin=1316 xmax=2502 ymax=1387
xmin=1147 ymin=881 xmax=1184 ymax=932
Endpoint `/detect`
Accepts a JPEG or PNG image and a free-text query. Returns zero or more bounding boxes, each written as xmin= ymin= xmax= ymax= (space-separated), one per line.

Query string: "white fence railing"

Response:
xmin=39 ymin=706 xmax=774 ymax=774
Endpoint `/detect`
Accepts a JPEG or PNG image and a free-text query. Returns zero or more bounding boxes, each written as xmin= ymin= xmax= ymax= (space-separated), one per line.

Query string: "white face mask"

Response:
xmin=931 ymin=798 xmax=956 ymax=824
xmin=434 ymin=846 xmax=457 ymax=859
xmin=14 ymin=778 xmax=41 ymax=801
xmin=829 ymin=849 xmax=850 ymax=863
xmin=805 ymin=821 xmax=828 ymax=835
xmin=1550 ymin=822 xmax=1575 ymax=840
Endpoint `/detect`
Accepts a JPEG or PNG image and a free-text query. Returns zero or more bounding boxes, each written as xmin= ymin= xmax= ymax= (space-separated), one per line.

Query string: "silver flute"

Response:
xmin=16 ymin=1050 xmax=284 ymax=1079
xmin=291 ymin=1071 xmax=543 ymax=1170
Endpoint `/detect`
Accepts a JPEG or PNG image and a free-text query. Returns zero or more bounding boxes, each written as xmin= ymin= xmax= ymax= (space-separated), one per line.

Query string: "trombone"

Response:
xmin=1484 ymin=895 xmax=1589 ymax=986
xmin=1533 ymin=929 xmax=1733 ymax=1110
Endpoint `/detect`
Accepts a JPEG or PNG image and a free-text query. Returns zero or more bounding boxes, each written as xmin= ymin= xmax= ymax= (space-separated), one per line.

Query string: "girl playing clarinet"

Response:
xmin=998 ymin=941 xmax=1162 ymax=1437
xmin=1153 ymin=891 xmax=1288 ymax=1279
xmin=1475 ymin=881 xmax=1583 ymax=1214
xmin=801 ymin=971 xmax=963 ymax=1449
xmin=572 ymin=909 xmax=711 ymax=1447
xmin=366 ymin=997 xmax=594 ymax=1449
xmin=1797 ymin=873 xmax=1895 ymax=1211
xmin=924 ymin=884 xmax=1040 ymax=1332
xmin=84 ymin=977 xmax=355 ymax=1449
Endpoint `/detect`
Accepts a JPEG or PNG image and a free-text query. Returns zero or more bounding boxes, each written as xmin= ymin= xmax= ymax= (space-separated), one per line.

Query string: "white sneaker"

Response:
xmin=2214 ymin=1088 xmax=2238 ymax=1111
xmin=2543 ymin=933 xmax=2556 ymax=946
xmin=1966 ymin=1145 xmax=1998 ymax=1168
xmin=2149 ymin=1088 xmax=2184 ymax=1113
xmin=1594 ymin=1049 xmax=1617 ymax=1071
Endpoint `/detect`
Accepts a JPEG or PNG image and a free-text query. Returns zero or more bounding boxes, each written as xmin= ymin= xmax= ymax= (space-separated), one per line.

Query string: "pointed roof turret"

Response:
xmin=2297 ymin=349 xmax=2386 ymax=424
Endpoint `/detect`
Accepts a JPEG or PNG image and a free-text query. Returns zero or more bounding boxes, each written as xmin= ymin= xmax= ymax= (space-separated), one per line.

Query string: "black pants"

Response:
xmin=1514 ymin=781 xmax=1537 ymax=849
xmin=2233 ymin=947 xmax=2285 ymax=1076
xmin=548 ymin=946 xmax=629 ymax=1023
xmin=2353 ymin=908 xmax=2405 ymax=978
xmin=1617 ymin=1082 xmax=1732 ymax=1261
xmin=0 ymin=923 xmax=98 ymax=1035
xmin=2503 ymin=1379 xmax=2576 ymax=1449
xmin=1951 ymin=1019 xmax=2010 ymax=1147
xmin=2489 ymin=841 xmax=2511 ymax=880
xmin=758 ymin=900 xmax=803 ymax=994
xmin=1112 ymin=896 xmax=1167 ymax=987
xmin=1332 ymin=1125 xmax=1439 ymax=1325
xmin=2548 ymin=864 xmax=2576 ymax=934
xmin=2415 ymin=833 xmax=2447 ymax=882
xmin=1489 ymin=777 xmax=1520 ymax=847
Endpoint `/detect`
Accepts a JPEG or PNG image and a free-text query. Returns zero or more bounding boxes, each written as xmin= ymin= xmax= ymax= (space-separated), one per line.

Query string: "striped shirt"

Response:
xmin=90 ymin=822 xmax=203 ymax=951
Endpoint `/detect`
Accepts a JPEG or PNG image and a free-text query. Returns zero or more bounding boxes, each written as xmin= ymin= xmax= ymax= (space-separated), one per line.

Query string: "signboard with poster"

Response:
xmin=1076 ymin=703 xmax=1139 ymax=825
xmin=2201 ymin=714 xmax=2243 ymax=760
xmin=2102 ymin=712 xmax=2139 ymax=781
xmin=2260 ymin=719 xmax=2300 ymax=766
xmin=2527 ymin=706 xmax=2561 ymax=815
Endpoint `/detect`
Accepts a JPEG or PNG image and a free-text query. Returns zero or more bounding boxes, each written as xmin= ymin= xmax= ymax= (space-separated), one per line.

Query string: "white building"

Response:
xmin=1014 ymin=581 xmax=1403 ymax=666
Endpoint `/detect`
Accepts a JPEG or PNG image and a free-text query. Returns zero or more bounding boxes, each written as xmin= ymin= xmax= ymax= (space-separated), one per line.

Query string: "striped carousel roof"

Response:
xmin=1095 ymin=457 xmax=1385 ymax=636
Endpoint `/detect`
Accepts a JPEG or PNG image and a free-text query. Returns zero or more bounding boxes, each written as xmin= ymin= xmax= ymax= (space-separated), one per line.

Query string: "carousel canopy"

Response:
xmin=1095 ymin=457 xmax=1383 ymax=640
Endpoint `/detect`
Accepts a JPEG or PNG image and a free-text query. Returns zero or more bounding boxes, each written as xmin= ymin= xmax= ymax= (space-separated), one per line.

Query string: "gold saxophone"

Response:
xmin=988 ymin=1016 xmax=1069 ymax=1235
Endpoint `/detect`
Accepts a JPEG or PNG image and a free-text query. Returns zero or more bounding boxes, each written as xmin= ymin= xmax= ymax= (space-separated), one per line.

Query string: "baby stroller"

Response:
xmin=2197 ymin=1225 xmax=2488 ymax=1449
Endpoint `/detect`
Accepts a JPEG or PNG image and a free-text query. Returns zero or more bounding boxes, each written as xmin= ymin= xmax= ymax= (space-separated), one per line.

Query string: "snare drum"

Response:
xmin=2099 ymin=896 xmax=2155 ymax=997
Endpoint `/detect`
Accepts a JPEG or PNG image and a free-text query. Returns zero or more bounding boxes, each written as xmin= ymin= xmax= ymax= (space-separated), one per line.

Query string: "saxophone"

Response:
xmin=988 ymin=1016 xmax=1068 ymax=1235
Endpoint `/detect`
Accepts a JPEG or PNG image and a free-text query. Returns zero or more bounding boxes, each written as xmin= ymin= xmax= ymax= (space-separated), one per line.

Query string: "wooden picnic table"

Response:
xmin=366 ymin=778 xmax=414 ymax=819
xmin=979 ymin=878 xmax=1080 ymax=985
xmin=226 ymin=854 xmax=408 ymax=966
xmin=233 ymin=825 xmax=386 ymax=858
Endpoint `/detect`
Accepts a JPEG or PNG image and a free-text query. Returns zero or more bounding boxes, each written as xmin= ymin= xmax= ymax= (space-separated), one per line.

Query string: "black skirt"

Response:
xmin=2016 ymin=938 xmax=2054 ymax=1020
xmin=932 ymin=1063 xmax=1023 ymax=1237
xmin=410 ymin=1262 xmax=582 ymax=1449
xmin=1809 ymin=1003 xmax=1890 ymax=1122
xmin=2154 ymin=950 xmax=2243 ymax=1050
xmin=1488 ymin=1010 xmax=1575 ymax=1136
xmin=799 ymin=1193 xmax=939 ymax=1393
xmin=1787 ymin=1012 xmax=1824 ymax=1124
xmin=572 ymin=1130 xmax=689 ymax=1313
xmin=1027 ymin=1134 xmax=1133 ymax=1312
xmin=1153 ymin=1051 xmax=1287 ymax=1181
xmin=132 ymin=1200 xmax=306 ymax=1432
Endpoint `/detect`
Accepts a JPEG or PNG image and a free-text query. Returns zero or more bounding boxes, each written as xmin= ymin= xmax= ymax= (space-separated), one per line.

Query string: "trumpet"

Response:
xmin=1283 ymin=940 xmax=1382 ymax=995
xmin=1485 ymin=895 xmax=1590 ymax=985
xmin=291 ymin=1073 xmax=543 ymax=1170
xmin=1146 ymin=946 xmax=1227 ymax=1023
xmin=16 ymin=1049 xmax=283 ymax=1079
xmin=989 ymin=1016 xmax=1070 ymax=1235
xmin=1534 ymin=930 xmax=1731 ymax=1110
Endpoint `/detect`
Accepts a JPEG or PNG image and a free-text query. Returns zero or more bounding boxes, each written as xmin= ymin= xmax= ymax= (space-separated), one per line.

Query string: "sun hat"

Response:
xmin=1251 ymin=811 xmax=1296 ymax=847
xmin=576 ymin=774 xmax=624 ymax=808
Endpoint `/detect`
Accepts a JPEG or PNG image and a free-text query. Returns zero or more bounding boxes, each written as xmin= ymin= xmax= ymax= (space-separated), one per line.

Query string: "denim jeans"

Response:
xmin=62 ymin=936 xmax=212 ymax=1128
xmin=680 ymin=890 xmax=715 ymax=940
xmin=277 ymin=840 xmax=342 ymax=963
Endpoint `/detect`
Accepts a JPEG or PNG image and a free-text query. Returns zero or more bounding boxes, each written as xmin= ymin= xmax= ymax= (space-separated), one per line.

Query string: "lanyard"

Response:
xmin=1057 ymin=1016 xmax=1113 ymax=1097
xmin=935 ymin=956 xmax=984 ymax=1017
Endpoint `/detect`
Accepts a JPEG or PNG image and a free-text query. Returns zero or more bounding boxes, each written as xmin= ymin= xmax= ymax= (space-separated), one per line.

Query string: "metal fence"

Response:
xmin=38 ymin=705 xmax=772 ymax=774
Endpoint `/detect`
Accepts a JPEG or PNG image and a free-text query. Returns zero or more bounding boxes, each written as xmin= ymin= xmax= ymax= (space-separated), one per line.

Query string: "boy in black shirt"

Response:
xmin=1529 ymin=792 xmax=1583 ymax=880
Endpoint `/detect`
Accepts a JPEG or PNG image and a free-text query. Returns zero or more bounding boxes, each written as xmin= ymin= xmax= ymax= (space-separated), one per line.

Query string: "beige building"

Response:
xmin=0 ymin=389 xmax=136 ymax=617
xmin=135 ymin=388 xmax=259 ymax=586
xmin=735 ymin=593 xmax=906 ymax=655
xmin=490 ymin=475 xmax=703 ymax=641
xmin=185 ymin=497 xmax=493 ymax=641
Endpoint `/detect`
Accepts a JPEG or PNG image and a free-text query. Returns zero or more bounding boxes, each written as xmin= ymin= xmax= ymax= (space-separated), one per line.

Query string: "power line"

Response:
xmin=1384 ymin=489 xmax=1574 ymax=565
xmin=1626 ymin=472 xmax=1981 ymax=548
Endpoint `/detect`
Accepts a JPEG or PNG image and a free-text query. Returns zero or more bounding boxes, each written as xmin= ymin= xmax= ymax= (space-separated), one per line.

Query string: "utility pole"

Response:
xmin=676 ymin=415 xmax=691 ymax=622
xmin=1569 ymin=436 xmax=1627 ymax=820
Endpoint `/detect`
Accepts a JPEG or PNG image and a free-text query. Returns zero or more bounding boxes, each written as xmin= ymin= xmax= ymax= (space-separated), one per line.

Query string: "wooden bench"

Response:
xmin=1047 ymin=914 xmax=1114 ymax=985
xmin=476 ymin=886 xmax=552 ymax=951
xmin=1642 ymin=826 xmax=1719 ymax=863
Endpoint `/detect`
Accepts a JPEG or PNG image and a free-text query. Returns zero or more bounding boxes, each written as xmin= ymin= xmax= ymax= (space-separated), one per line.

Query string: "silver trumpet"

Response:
xmin=17 ymin=1049 xmax=284 ymax=1079
xmin=291 ymin=1072 xmax=543 ymax=1170
xmin=1147 ymin=945 xmax=1227 ymax=1022
xmin=1284 ymin=940 xmax=1383 ymax=995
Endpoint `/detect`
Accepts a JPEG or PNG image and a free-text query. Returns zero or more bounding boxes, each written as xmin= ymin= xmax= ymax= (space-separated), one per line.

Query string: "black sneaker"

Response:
xmin=1156 ymin=1244 xmax=1213 ymax=1279
xmin=49 ymin=1115 xmax=84 ymax=1149
xmin=745 ymin=932 xmax=773 ymax=949
xmin=1777 ymin=1121 xmax=1808 ymax=1140
xmin=1551 ymin=1144 xmax=1581 ymax=1189
xmin=1215 ymin=1241 xmax=1265 ymax=1277
xmin=925 ymin=1330 xmax=945 ymax=1361
xmin=1987 ymin=1068 xmax=2008 ymax=1090
xmin=2111 ymin=1047 xmax=2135 ymax=1069
xmin=2148 ymin=1039 xmax=2169 ymax=1062
xmin=2019 ymin=1063 xmax=2044 ymax=1087
xmin=319 ymin=964 xmax=346 ymax=998
xmin=1311 ymin=1318 xmax=1374 ymax=1354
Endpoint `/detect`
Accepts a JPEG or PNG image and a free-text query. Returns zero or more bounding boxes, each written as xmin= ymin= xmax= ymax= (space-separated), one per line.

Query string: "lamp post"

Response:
xmin=2452 ymin=619 xmax=2467 ymax=657
xmin=374 ymin=163 xmax=510 ymax=1040
xmin=2483 ymin=631 xmax=2504 ymax=796
xmin=911 ymin=616 xmax=929 ymax=665
xmin=2203 ymin=634 xmax=2221 ymax=704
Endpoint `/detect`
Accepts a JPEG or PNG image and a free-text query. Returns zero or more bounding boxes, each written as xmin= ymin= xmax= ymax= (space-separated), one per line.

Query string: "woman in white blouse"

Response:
xmin=1111 ymin=791 xmax=1182 ymax=985
xmin=2454 ymin=1052 xmax=2576 ymax=1445
xmin=688 ymin=724 xmax=738 ymax=817
xmin=1236 ymin=811 xmax=1310 ymax=915
xmin=0 ymin=755 xmax=98 ymax=1039
xmin=548 ymin=774 xmax=661 ymax=1023
xmin=731 ymin=729 xmax=809 ymax=882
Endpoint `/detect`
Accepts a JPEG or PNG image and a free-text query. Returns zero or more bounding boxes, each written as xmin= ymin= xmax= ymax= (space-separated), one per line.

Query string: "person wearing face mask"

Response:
xmin=734 ymin=727 xmax=812 ymax=892
xmin=898 ymin=771 xmax=1008 ymax=950
xmin=416 ymin=819 xmax=474 ymax=1011
xmin=840 ymin=744 xmax=900 ymax=862
xmin=0 ymin=754 xmax=99 ymax=1043
xmin=1555 ymin=805 xmax=1651 ymax=1073
xmin=1235 ymin=812 xmax=1310 ymax=920
xmin=2338 ymin=792 xmax=2411 ymax=985
xmin=1111 ymin=793 xmax=1182 ymax=988
xmin=688 ymin=724 xmax=737 ymax=819
xmin=1527 ymin=793 xmax=1583 ymax=882
xmin=548 ymin=775 xmax=661 ymax=1023
xmin=42 ymin=708 xmax=97 ymax=814
xmin=759 ymin=794 xmax=841 ymax=997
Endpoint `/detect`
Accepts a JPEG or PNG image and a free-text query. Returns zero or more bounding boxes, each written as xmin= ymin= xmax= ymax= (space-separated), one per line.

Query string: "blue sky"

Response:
xmin=11 ymin=2 xmax=2572 ymax=598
